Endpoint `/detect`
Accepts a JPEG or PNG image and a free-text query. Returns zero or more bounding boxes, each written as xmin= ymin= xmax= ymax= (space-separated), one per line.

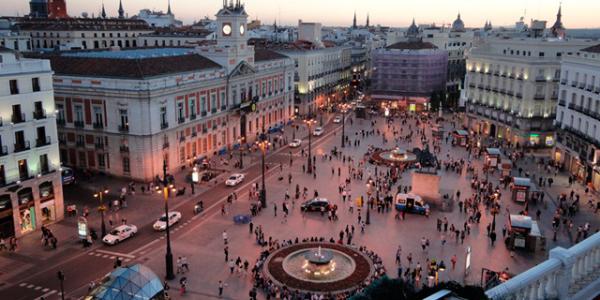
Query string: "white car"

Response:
xmin=102 ymin=224 xmax=138 ymax=245
xmin=289 ymin=139 xmax=302 ymax=148
xmin=313 ymin=127 xmax=324 ymax=136
xmin=153 ymin=211 xmax=182 ymax=231
xmin=333 ymin=116 xmax=342 ymax=123
xmin=225 ymin=173 xmax=245 ymax=186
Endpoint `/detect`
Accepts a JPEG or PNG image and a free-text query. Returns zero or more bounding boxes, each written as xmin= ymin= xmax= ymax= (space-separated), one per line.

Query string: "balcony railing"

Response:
xmin=162 ymin=142 xmax=169 ymax=149
xmin=486 ymin=231 xmax=600 ymax=300
xmin=14 ymin=141 xmax=30 ymax=152
xmin=74 ymin=120 xmax=84 ymax=128
xmin=0 ymin=145 xmax=7 ymax=156
xmin=178 ymin=117 xmax=185 ymax=124
xmin=75 ymin=140 xmax=85 ymax=148
xmin=33 ymin=109 xmax=46 ymax=120
xmin=571 ymin=81 xmax=578 ymax=87
xmin=93 ymin=122 xmax=104 ymax=129
xmin=560 ymin=79 xmax=567 ymax=85
xmin=119 ymin=145 xmax=129 ymax=153
xmin=190 ymin=113 xmax=197 ymax=120
xmin=11 ymin=113 xmax=25 ymax=124
xmin=179 ymin=136 xmax=186 ymax=142
xmin=95 ymin=142 xmax=104 ymax=150
xmin=36 ymin=136 xmax=51 ymax=147
xmin=160 ymin=122 xmax=169 ymax=129
xmin=535 ymin=76 xmax=546 ymax=82
xmin=56 ymin=118 xmax=66 ymax=126
xmin=201 ymin=111 xmax=207 ymax=117
xmin=533 ymin=94 xmax=545 ymax=100
xmin=558 ymin=100 xmax=566 ymax=107
xmin=586 ymin=85 xmax=594 ymax=92
xmin=118 ymin=125 xmax=129 ymax=132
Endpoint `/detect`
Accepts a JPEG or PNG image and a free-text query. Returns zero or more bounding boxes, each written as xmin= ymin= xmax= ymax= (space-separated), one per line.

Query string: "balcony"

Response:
xmin=33 ymin=109 xmax=46 ymax=120
xmin=75 ymin=140 xmax=85 ymax=148
xmin=189 ymin=113 xmax=197 ymax=120
xmin=578 ymin=83 xmax=586 ymax=89
xmin=14 ymin=141 xmax=30 ymax=153
xmin=56 ymin=118 xmax=66 ymax=127
xmin=74 ymin=120 xmax=84 ymax=128
xmin=560 ymin=79 xmax=567 ymax=85
xmin=179 ymin=135 xmax=186 ymax=142
xmin=58 ymin=139 xmax=66 ymax=146
xmin=568 ymin=103 xmax=576 ymax=109
xmin=211 ymin=108 xmax=217 ymax=114
xmin=93 ymin=122 xmax=104 ymax=129
xmin=550 ymin=94 xmax=558 ymax=100
xmin=571 ymin=81 xmax=578 ymax=87
xmin=221 ymin=105 xmax=227 ymax=111
xmin=36 ymin=136 xmax=51 ymax=147
xmin=162 ymin=142 xmax=169 ymax=149
xmin=178 ymin=117 xmax=185 ymax=124
xmin=119 ymin=145 xmax=129 ymax=153
xmin=191 ymin=131 xmax=197 ymax=137
xmin=11 ymin=113 xmax=25 ymax=124
xmin=160 ymin=122 xmax=169 ymax=129
xmin=535 ymin=76 xmax=546 ymax=82
xmin=118 ymin=124 xmax=129 ymax=132
xmin=95 ymin=143 xmax=104 ymax=150
xmin=558 ymin=100 xmax=566 ymax=107
xmin=0 ymin=145 xmax=7 ymax=156
xmin=595 ymin=87 xmax=600 ymax=94
xmin=516 ymin=93 xmax=523 ymax=99
xmin=533 ymin=94 xmax=545 ymax=100
xmin=586 ymin=85 xmax=594 ymax=92
xmin=201 ymin=111 xmax=207 ymax=117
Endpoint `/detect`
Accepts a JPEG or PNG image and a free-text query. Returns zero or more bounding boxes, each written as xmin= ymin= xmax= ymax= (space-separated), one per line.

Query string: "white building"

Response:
xmin=463 ymin=37 xmax=595 ymax=147
xmin=554 ymin=44 xmax=600 ymax=190
xmin=0 ymin=48 xmax=63 ymax=238
xmin=297 ymin=21 xmax=322 ymax=46
xmin=273 ymin=43 xmax=352 ymax=116
xmin=36 ymin=2 xmax=294 ymax=181
xmin=135 ymin=4 xmax=182 ymax=28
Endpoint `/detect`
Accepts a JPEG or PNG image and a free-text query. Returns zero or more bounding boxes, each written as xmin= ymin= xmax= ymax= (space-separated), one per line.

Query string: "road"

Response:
xmin=0 ymin=116 xmax=344 ymax=300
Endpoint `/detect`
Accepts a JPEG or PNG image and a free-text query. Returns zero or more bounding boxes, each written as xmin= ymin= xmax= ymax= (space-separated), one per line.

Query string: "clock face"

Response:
xmin=222 ymin=24 xmax=232 ymax=36
xmin=240 ymin=24 xmax=245 ymax=35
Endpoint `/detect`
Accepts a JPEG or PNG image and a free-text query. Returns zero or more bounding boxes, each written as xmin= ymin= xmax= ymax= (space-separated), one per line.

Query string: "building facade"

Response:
xmin=0 ymin=49 xmax=63 ymax=238
xmin=554 ymin=44 xmax=600 ymax=190
xmin=37 ymin=2 xmax=294 ymax=181
xmin=463 ymin=38 xmax=594 ymax=147
xmin=370 ymin=40 xmax=448 ymax=111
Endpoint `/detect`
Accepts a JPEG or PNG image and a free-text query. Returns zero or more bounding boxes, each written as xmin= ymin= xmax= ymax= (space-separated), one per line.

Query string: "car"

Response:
xmin=333 ymin=116 xmax=342 ymax=123
xmin=102 ymin=224 xmax=138 ymax=245
xmin=225 ymin=173 xmax=245 ymax=186
xmin=289 ymin=139 xmax=302 ymax=148
xmin=153 ymin=211 xmax=182 ymax=231
xmin=300 ymin=198 xmax=332 ymax=212
xmin=313 ymin=127 xmax=324 ymax=136
xmin=61 ymin=167 xmax=75 ymax=186
xmin=394 ymin=193 xmax=430 ymax=216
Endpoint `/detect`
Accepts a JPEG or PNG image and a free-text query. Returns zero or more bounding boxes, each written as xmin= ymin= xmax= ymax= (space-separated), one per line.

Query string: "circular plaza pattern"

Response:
xmin=262 ymin=242 xmax=375 ymax=294
xmin=369 ymin=147 xmax=417 ymax=166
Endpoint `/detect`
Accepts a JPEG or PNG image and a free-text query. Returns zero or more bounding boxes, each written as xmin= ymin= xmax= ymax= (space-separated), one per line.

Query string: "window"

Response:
xmin=177 ymin=102 xmax=184 ymax=122
xmin=56 ymin=103 xmax=65 ymax=121
xmin=200 ymin=96 xmax=206 ymax=113
xmin=93 ymin=106 xmax=103 ymax=127
xmin=9 ymin=79 xmax=18 ymax=95
xmin=98 ymin=154 xmax=105 ymax=168
xmin=210 ymin=94 xmax=216 ymax=112
xmin=122 ymin=157 xmax=130 ymax=173
xmin=32 ymin=77 xmax=40 ymax=92
xmin=189 ymin=99 xmax=196 ymax=116
xmin=74 ymin=105 xmax=83 ymax=122
xmin=119 ymin=109 xmax=128 ymax=129
xmin=18 ymin=159 xmax=28 ymax=180
xmin=160 ymin=106 xmax=167 ymax=125
xmin=220 ymin=91 xmax=226 ymax=108
xmin=39 ymin=154 xmax=49 ymax=174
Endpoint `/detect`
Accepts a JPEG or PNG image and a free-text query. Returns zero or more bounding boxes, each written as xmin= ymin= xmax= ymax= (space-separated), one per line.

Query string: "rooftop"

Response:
xmin=386 ymin=40 xmax=438 ymax=50
xmin=12 ymin=17 xmax=151 ymax=31
xmin=254 ymin=49 xmax=289 ymax=62
xmin=62 ymin=48 xmax=195 ymax=59
xmin=581 ymin=44 xmax=600 ymax=54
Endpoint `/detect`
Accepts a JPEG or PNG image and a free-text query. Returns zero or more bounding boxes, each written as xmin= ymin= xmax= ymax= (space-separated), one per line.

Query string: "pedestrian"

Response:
xmin=218 ymin=280 xmax=226 ymax=298
xmin=222 ymin=230 xmax=228 ymax=245
xmin=451 ymin=254 xmax=457 ymax=270
xmin=249 ymin=221 xmax=253 ymax=234
xmin=421 ymin=237 xmax=427 ymax=251
xmin=490 ymin=231 xmax=497 ymax=246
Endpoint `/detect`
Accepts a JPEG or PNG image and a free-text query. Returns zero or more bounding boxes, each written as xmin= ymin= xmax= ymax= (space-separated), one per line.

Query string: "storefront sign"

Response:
xmin=514 ymin=237 xmax=526 ymax=248
xmin=516 ymin=190 xmax=526 ymax=202
xmin=545 ymin=136 xmax=554 ymax=146
xmin=78 ymin=217 xmax=88 ymax=240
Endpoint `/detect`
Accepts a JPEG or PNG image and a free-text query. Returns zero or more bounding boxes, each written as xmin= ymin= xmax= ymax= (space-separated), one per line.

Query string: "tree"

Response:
xmin=414 ymin=281 xmax=489 ymax=300
xmin=350 ymin=276 xmax=415 ymax=300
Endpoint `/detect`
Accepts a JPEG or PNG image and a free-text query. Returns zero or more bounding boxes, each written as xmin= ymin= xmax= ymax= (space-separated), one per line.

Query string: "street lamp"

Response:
xmin=304 ymin=119 xmax=317 ymax=174
xmin=238 ymin=136 xmax=245 ymax=169
xmin=340 ymin=103 xmax=349 ymax=148
xmin=93 ymin=188 xmax=109 ymax=238
xmin=256 ymin=139 xmax=271 ymax=208
xmin=162 ymin=159 xmax=175 ymax=280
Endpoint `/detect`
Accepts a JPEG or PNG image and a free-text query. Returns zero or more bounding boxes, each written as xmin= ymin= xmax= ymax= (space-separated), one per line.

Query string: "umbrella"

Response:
xmin=233 ymin=214 xmax=252 ymax=224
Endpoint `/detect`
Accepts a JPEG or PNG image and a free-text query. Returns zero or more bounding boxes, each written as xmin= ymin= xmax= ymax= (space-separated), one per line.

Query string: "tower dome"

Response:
xmin=451 ymin=13 xmax=465 ymax=32
xmin=407 ymin=18 xmax=419 ymax=37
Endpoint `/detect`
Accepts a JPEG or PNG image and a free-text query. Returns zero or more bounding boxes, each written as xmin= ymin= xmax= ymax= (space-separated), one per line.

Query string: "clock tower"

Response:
xmin=201 ymin=0 xmax=254 ymax=73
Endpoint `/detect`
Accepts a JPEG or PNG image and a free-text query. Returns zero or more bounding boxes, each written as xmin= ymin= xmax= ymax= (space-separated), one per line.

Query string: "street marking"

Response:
xmin=27 ymin=284 xmax=34 ymax=288
xmin=88 ymin=252 xmax=95 ymax=256
xmin=124 ymin=258 xmax=131 ymax=263
xmin=18 ymin=283 xmax=26 ymax=287
xmin=109 ymin=256 xmax=116 ymax=259
xmin=42 ymin=288 xmax=49 ymax=292
xmin=95 ymin=249 xmax=135 ymax=259
xmin=95 ymin=253 xmax=102 ymax=257
xmin=34 ymin=286 xmax=42 ymax=290
xmin=34 ymin=290 xmax=56 ymax=300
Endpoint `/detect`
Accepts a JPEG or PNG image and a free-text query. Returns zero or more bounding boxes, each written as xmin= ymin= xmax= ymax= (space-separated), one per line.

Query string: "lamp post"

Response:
xmin=93 ymin=188 xmax=109 ymax=238
xmin=162 ymin=159 xmax=175 ymax=280
xmin=238 ymin=137 xmax=245 ymax=169
xmin=256 ymin=139 xmax=270 ymax=208
xmin=304 ymin=119 xmax=316 ymax=174
xmin=340 ymin=104 xmax=348 ymax=148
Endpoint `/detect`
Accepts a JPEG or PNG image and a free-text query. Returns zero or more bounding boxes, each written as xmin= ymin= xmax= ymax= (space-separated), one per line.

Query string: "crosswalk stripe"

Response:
xmin=19 ymin=283 xmax=26 ymax=287
xmin=35 ymin=286 xmax=42 ymax=290
xmin=27 ymin=284 xmax=34 ymax=288
xmin=42 ymin=288 xmax=49 ymax=292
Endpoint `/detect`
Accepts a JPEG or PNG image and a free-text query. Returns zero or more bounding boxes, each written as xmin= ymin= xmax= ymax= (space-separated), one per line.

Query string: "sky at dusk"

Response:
xmin=1 ymin=0 xmax=600 ymax=28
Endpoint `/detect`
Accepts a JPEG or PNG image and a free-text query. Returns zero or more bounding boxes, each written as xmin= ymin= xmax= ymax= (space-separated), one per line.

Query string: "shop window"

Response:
xmin=39 ymin=181 xmax=54 ymax=201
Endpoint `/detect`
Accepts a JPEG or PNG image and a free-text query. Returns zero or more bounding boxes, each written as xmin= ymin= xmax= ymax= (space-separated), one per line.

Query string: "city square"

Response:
xmin=0 ymin=1 xmax=599 ymax=300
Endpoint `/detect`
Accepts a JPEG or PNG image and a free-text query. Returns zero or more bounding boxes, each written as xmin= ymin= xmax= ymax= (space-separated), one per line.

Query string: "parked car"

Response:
xmin=289 ymin=139 xmax=302 ymax=148
xmin=395 ymin=193 xmax=430 ymax=216
xmin=61 ymin=167 xmax=76 ymax=186
xmin=193 ymin=201 xmax=204 ymax=214
xmin=225 ymin=173 xmax=245 ymax=186
xmin=313 ymin=127 xmax=324 ymax=136
xmin=153 ymin=211 xmax=182 ymax=231
xmin=333 ymin=116 xmax=342 ymax=123
xmin=102 ymin=224 xmax=138 ymax=245
xmin=301 ymin=198 xmax=332 ymax=212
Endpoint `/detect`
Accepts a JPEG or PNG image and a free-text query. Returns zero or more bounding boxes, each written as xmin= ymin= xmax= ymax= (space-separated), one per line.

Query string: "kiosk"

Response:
xmin=452 ymin=130 xmax=469 ymax=147
xmin=500 ymin=159 xmax=512 ymax=177
xmin=505 ymin=214 xmax=542 ymax=252
xmin=511 ymin=177 xmax=532 ymax=203
xmin=485 ymin=148 xmax=501 ymax=168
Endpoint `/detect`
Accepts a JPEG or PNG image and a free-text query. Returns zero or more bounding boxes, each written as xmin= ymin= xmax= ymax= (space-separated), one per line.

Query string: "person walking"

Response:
xmin=451 ymin=254 xmax=457 ymax=271
xmin=218 ymin=280 xmax=227 ymax=298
